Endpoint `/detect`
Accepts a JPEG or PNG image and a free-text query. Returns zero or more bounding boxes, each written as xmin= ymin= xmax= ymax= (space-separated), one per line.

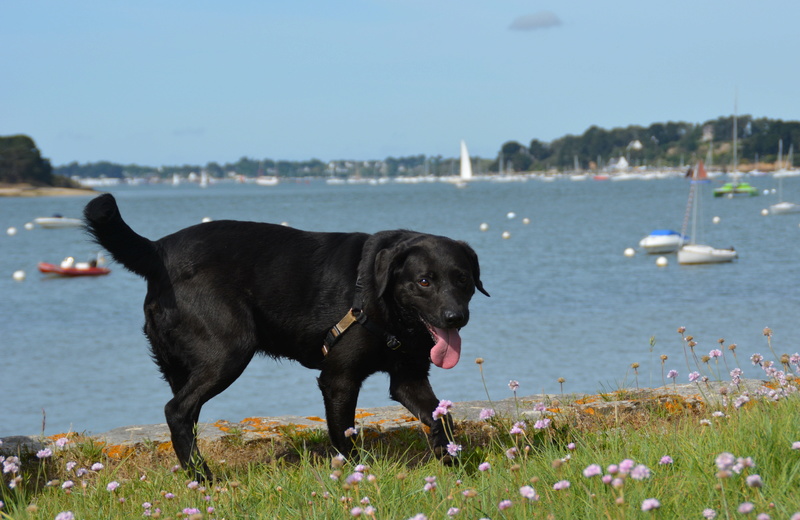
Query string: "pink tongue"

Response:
xmin=429 ymin=326 xmax=462 ymax=369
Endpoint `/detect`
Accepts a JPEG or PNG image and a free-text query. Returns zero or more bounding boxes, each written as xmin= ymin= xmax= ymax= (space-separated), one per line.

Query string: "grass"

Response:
xmin=2 ymin=327 xmax=800 ymax=519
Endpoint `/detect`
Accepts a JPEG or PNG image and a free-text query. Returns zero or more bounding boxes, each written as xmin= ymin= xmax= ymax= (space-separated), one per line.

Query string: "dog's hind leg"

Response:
xmin=164 ymin=351 xmax=255 ymax=481
xmin=317 ymin=367 xmax=366 ymax=457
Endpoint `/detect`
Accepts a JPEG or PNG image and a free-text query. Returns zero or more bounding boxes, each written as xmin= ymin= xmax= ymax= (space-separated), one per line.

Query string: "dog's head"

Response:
xmin=367 ymin=231 xmax=489 ymax=369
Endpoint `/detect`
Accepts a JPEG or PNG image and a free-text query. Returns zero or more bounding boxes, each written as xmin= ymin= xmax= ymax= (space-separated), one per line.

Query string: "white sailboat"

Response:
xmin=458 ymin=140 xmax=473 ymax=184
xmin=677 ymin=161 xmax=737 ymax=265
xmin=770 ymin=142 xmax=800 ymax=214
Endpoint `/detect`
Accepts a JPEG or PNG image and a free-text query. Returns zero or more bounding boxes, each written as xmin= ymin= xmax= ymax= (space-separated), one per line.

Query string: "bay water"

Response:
xmin=2 ymin=176 xmax=799 ymax=437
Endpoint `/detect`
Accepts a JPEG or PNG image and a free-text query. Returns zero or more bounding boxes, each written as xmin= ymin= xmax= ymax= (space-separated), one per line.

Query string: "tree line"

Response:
xmin=3 ymin=116 xmax=800 ymax=186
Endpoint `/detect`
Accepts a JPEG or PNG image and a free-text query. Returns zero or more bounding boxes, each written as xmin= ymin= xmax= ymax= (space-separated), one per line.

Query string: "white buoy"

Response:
xmin=761 ymin=209 xmax=769 ymax=216
xmin=506 ymin=211 xmax=516 ymax=219
xmin=726 ymin=193 xmax=734 ymax=199
xmin=763 ymin=189 xmax=770 ymax=195
xmin=24 ymin=222 xmax=34 ymax=230
xmin=6 ymin=227 xmax=17 ymax=236
xmin=12 ymin=270 xmax=25 ymax=281
xmin=522 ymin=217 xmax=530 ymax=225
xmin=201 ymin=217 xmax=213 ymax=223
xmin=656 ymin=256 xmax=668 ymax=267
xmin=501 ymin=231 xmax=511 ymax=239
xmin=771 ymin=188 xmax=777 ymax=194
xmin=479 ymin=222 xmax=489 ymax=232
xmin=281 ymin=221 xmax=290 ymax=227
xmin=624 ymin=247 xmax=636 ymax=257
xmin=712 ymin=216 xmax=721 ymax=224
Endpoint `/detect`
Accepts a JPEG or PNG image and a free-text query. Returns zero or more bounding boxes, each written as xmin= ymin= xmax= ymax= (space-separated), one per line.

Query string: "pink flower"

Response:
xmin=106 ymin=481 xmax=120 ymax=492
xmin=505 ymin=447 xmax=518 ymax=459
xmin=553 ymin=480 xmax=570 ymax=490
xmin=508 ymin=380 xmax=519 ymax=392
xmin=533 ymin=418 xmax=551 ymax=430
xmin=792 ymin=441 xmax=800 ymax=450
xmin=709 ymin=349 xmax=722 ymax=359
xmin=55 ymin=513 xmax=75 ymax=520
xmin=478 ymin=462 xmax=491 ymax=471
xmin=618 ymin=459 xmax=635 ymax=474
xmin=446 ymin=442 xmax=462 ymax=456
xmin=509 ymin=421 xmax=525 ymax=435
xmin=498 ymin=499 xmax=513 ymax=510
xmin=182 ymin=508 xmax=201 ymax=515
xmin=61 ymin=480 xmax=74 ymax=490
xmin=479 ymin=408 xmax=495 ymax=420
xmin=667 ymin=369 xmax=678 ymax=380
xmin=91 ymin=462 xmax=104 ymax=471
xmin=36 ymin=449 xmax=52 ymax=459
xmin=689 ymin=371 xmax=701 ymax=382
xmin=519 ymin=485 xmax=538 ymax=500
xmin=350 ymin=506 xmax=363 ymax=517
xmin=631 ymin=464 xmax=651 ymax=480
xmin=659 ymin=455 xmax=673 ymax=465
xmin=583 ymin=464 xmax=602 ymax=478
xmin=55 ymin=437 xmax=69 ymax=448
xmin=187 ymin=480 xmax=199 ymax=489
xmin=746 ymin=474 xmax=763 ymax=488
xmin=447 ymin=507 xmax=460 ymax=516
xmin=702 ymin=509 xmax=717 ymax=519
xmin=641 ymin=498 xmax=661 ymax=511
xmin=738 ymin=502 xmax=755 ymax=514
xmin=344 ymin=427 xmax=358 ymax=438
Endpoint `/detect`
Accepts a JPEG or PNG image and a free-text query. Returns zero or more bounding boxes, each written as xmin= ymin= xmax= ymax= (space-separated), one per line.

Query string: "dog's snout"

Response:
xmin=443 ymin=309 xmax=468 ymax=328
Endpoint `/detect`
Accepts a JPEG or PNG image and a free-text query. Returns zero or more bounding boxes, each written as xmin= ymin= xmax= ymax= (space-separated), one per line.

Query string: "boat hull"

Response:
xmin=638 ymin=231 xmax=686 ymax=254
xmin=677 ymin=244 xmax=737 ymax=265
xmin=33 ymin=217 xmax=83 ymax=229
xmin=38 ymin=262 xmax=111 ymax=277
xmin=769 ymin=201 xmax=800 ymax=215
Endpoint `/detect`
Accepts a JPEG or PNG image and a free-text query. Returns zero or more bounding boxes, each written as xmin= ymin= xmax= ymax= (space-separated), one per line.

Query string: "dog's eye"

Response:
xmin=418 ymin=278 xmax=431 ymax=287
xmin=457 ymin=273 xmax=469 ymax=284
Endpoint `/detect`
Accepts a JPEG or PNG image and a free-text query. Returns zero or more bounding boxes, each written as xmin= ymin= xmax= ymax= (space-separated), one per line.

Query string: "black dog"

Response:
xmin=84 ymin=193 xmax=488 ymax=479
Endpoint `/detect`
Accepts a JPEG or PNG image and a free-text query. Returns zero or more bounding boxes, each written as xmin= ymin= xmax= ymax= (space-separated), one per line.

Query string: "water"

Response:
xmin=2 ymin=177 xmax=799 ymax=437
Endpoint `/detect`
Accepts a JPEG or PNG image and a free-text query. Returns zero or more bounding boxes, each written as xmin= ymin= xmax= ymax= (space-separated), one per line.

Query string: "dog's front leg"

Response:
xmin=389 ymin=373 xmax=453 ymax=458
xmin=317 ymin=368 xmax=363 ymax=457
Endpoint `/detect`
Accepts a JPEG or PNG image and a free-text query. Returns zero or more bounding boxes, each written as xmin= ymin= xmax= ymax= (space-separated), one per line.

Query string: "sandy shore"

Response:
xmin=0 ymin=184 xmax=98 ymax=197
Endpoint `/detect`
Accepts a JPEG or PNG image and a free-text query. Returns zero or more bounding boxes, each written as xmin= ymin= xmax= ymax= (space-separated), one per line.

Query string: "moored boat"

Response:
xmin=638 ymin=229 xmax=687 ymax=254
xmin=38 ymin=256 xmax=110 ymax=277
xmin=33 ymin=215 xmax=83 ymax=229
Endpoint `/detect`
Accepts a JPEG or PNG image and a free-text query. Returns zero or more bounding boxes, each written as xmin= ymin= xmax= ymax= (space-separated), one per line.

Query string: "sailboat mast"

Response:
xmin=733 ymin=94 xmax=738 ymax=176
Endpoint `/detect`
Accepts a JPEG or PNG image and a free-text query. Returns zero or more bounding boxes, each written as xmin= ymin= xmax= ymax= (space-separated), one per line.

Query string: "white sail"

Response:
xmin=459 ymin=140 xmax=473 ymax=181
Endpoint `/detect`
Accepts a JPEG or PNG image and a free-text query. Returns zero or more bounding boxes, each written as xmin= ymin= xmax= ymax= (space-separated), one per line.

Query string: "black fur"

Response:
xmin=84 ymin=193 xmax=488 ymax=480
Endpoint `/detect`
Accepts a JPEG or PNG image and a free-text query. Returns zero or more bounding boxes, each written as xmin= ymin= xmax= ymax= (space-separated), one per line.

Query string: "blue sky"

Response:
xmin=4 ymin=1 xmax=800 ymax=166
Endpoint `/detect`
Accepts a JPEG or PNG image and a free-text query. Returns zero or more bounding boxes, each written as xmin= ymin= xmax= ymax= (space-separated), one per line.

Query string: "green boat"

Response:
xmin=713 ymin=182 xmax=759 ymax=197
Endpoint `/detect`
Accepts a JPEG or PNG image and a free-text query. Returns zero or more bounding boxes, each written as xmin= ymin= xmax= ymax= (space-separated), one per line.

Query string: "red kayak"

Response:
xmin=38 ymin=262 xmax=111 ymax=277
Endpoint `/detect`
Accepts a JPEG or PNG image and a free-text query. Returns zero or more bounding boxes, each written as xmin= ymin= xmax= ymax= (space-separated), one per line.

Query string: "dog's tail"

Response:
xmin=84 ymin=193 xmax=160 ymax=279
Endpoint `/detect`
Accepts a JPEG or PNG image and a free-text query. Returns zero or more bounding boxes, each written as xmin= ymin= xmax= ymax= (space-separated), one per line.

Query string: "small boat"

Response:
xmin=713 ymin=182 xmax=759 ymax=197
xmin=638 ymin=229 xmax=688 ymax=254
xmin=677 ymin=161 xmax=737 ymax=265
xmin=38 ymin=256 xmax=110 ymax=277
xmin=33 ymin=215 xmax=83 ymax=229
xmin=769 ymin=201 xmax=800 ymax=215
xmin=677 ymin=244 xmax=738 ymax=265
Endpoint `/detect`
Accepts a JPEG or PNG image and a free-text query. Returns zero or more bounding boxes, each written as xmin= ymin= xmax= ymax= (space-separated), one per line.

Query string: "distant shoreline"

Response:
xmin=0 ymin=183 xmax=97 ymax=198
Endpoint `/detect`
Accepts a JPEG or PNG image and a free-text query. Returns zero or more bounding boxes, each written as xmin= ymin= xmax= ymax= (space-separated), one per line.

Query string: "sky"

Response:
xmin=4 ymin=1 xmax=800 ymax=167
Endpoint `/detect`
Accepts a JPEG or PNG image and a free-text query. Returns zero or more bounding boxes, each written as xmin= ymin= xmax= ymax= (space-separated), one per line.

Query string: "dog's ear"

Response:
xmin=373 ymin=247 xmax=394 ymax=298
xmin=364 ymin=231 xmax=415 ymax=300
xmin=459 ymin=241 xmax=490 ymax=297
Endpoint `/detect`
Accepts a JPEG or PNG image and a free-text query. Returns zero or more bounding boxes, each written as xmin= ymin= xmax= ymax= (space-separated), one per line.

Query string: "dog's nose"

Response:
xmin=443 ymin=310 xmax=467 ymax=328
